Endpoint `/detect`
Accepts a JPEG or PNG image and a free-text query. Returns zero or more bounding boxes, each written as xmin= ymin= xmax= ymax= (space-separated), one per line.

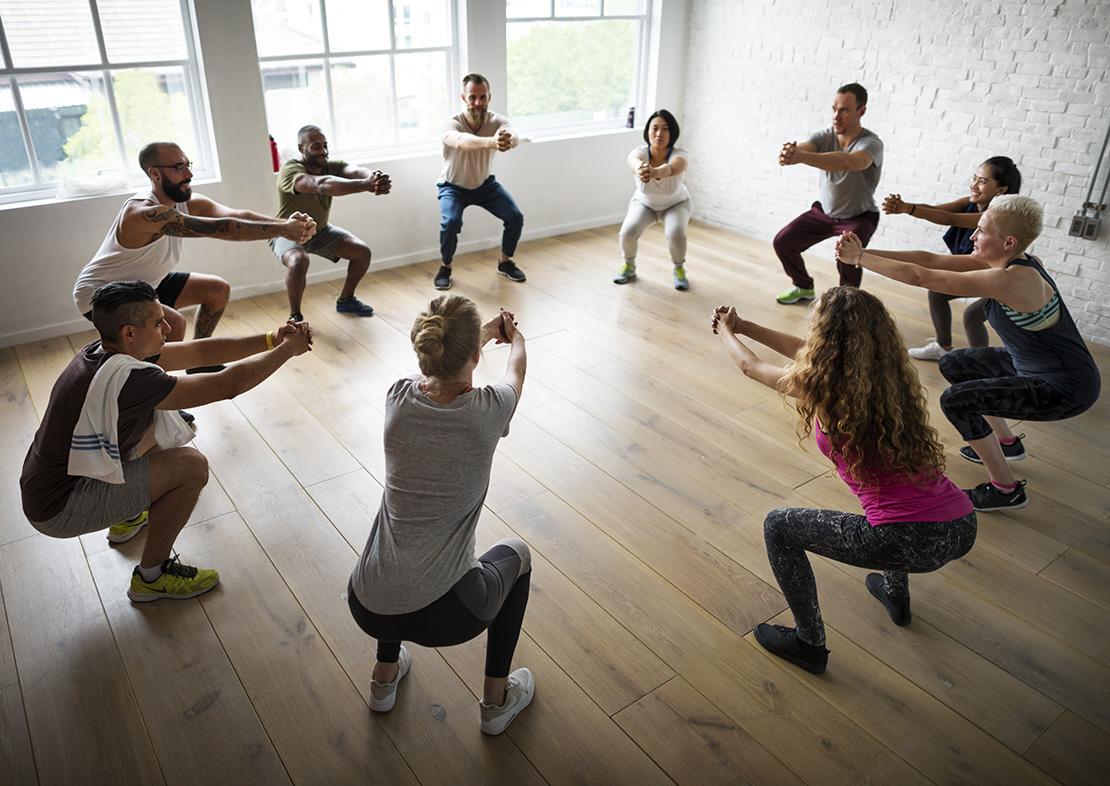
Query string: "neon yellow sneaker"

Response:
xmin=613 ymin=263 xmax=637 ymax=284
xmin=107 ymin=510 xmax=149 ymax=544
xmin=673 ymin=265 xmax=690 ymax=290
xmin=127 ymin=556 xmax=220 ymax=602
xmin=776 ymin=286 xmax=815 ymax=305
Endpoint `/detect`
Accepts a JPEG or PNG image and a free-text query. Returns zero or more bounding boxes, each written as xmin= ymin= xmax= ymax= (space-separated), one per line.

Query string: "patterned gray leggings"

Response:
xmin=763 ymin=508 xmax=977 ymax=647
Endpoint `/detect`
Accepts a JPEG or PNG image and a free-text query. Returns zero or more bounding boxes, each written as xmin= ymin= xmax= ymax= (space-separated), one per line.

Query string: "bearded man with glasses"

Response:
xmin=73 ymin=141 xmax=317 ymax=373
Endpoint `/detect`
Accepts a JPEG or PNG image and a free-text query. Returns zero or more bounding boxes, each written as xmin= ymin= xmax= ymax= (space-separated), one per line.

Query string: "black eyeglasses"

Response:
xmin=151 ymin=161 xmax=194 ymax=174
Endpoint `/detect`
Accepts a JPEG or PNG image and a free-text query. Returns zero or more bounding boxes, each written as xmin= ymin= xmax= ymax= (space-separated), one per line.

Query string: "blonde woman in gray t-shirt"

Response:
xmin=348 ymin=294 xmax=534 ymax=735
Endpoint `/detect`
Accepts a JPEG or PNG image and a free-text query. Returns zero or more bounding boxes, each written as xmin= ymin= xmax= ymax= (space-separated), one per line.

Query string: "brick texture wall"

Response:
xmin=681 ymin=0 xmax=1110 ymax=344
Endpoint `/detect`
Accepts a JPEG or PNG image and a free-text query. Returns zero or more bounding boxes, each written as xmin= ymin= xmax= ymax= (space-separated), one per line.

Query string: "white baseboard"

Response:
xmin=0 ymin=213 xmax=625 ymax=349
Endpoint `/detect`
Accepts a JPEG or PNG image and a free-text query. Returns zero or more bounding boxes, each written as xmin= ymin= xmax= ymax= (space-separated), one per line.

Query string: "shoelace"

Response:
xmin=161 ymin=554 xmax=199 ymax=579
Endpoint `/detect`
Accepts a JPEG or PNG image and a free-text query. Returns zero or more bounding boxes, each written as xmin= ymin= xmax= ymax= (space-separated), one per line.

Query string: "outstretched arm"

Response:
xmin=711 ymin=307 xmax=789 ymax=392
xmin=882 ymin=193 xmax=980 ymax=228
xmin=123 ymin=202 xmax=315 ymax=243
xmin=292 ymin=168 xmax=391 ymax=197
xmin=494 ymin=311 xmax=526 ymax=396
xmin=157 ymin=321 xmax=304 ymax=371
xmin=156 ymin=323 xmax=313 ymax=409
xmin=186 ymin=194 xmax=276 ymax=222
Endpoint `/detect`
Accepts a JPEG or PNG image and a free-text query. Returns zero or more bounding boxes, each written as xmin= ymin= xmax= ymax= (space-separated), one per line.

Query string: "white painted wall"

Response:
xmin=0 ymin=0 xmax=689 ymax=347
xmin=682 ymin=0 xmax=1110 ymax=344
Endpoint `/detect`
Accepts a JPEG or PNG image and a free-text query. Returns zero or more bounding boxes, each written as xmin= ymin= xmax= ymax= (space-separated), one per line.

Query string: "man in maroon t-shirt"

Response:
xmin=21 ymin=281 xmax=313 ymax=601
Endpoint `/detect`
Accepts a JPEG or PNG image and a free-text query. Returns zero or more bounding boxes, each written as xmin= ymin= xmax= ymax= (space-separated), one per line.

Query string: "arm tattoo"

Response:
xmin=159 ymin=214 xmax=283 ymax=240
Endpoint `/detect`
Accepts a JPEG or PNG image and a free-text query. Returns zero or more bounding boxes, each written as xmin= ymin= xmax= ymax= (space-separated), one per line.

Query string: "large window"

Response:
xmin=506 ymin=0 xmax=649 ymax=134
xmin=252 ymin=0 xmax=456 ymax=158
xmin=0 ymin=0 xmax=213 ymax=203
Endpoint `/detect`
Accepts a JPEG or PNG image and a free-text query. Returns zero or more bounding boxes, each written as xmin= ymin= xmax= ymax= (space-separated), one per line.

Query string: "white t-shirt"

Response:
xmin=74 ymin=192 xmax=189 ymax=314
xmin=438 ymin=111 xmax=515 ymax=190
xmin=630 ymin=145 xmax=690 ymax=211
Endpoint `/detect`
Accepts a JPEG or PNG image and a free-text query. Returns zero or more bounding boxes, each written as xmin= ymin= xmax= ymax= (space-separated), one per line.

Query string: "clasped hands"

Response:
xmin=710 ymin=305 xmax=742 ymax=336
xmin=494 ymin=128 xmax=514 ymax=152
xmin=481 ymin=308 xmax=519 ymax=345
xmin=367 ymin=170 xmax=392 ymax=195
xmin=284 ymin=211 xmax=317 ymax=243
xmin=779 ymin=141 xmax=800 ymax=166
xmin=274 ymin=319 xmax=314 ymax=355
xmin=834 ymin=231 xmax=864 ymax=267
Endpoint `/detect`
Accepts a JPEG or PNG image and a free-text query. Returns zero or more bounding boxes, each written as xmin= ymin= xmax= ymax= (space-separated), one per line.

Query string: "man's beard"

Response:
xmin=163 ymin=179 xmax=192 ymax=203
xmin=466 ymin=108 xmax=487 ymax=128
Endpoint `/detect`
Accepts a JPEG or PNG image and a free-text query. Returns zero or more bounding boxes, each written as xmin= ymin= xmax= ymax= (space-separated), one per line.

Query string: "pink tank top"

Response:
xmin=815 ymin=424 xmax=973 ymax=526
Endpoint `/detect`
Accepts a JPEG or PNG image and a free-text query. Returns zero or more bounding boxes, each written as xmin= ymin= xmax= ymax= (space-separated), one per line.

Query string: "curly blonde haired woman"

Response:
xmin=348 ymin=294 xmax=534 ymax=734
xmin=712 ymin=287 xmax=975 ymax=674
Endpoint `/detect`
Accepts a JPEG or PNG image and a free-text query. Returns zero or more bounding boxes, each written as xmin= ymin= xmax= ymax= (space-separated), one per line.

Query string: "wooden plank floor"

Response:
xmin=2 ymin=222 xmax=1109 ymax=784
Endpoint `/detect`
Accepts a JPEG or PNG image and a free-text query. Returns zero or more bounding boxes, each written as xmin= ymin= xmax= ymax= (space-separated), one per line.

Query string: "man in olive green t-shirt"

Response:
xmin=270 ymin=125 xmax=392 ymax=320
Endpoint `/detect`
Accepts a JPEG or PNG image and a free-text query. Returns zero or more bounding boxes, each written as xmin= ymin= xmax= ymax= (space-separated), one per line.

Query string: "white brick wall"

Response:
xmin=681 ymin=0 xmax=1110 ymax=344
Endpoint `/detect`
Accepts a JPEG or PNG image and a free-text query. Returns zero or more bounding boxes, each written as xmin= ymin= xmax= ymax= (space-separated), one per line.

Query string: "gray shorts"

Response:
xmin=32 ymin=458 xmax=151 ymax=539
xmin=269 ymin=223 xmax=354 ymax=263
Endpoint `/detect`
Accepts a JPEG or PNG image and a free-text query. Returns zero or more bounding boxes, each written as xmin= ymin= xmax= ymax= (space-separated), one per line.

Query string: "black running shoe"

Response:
xmin=497 ymin=260 xmax=526 ymax=282
xmin=434 ymin=265 xmax=453 ymax=291
xmin=960 ymin=434 xmax=1026 ymax=464
xmin=966 ymin=479 xmax=1028 ymax=512
xmin=865 ymin=573 xmax=911 ymax=626
xmin=753 ymin=623 xmax=828 ymax=674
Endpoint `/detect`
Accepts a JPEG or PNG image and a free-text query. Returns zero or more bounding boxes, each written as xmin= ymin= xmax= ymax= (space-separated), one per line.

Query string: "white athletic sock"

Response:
xmin=137 ymin=563 xmax=164 ymax=583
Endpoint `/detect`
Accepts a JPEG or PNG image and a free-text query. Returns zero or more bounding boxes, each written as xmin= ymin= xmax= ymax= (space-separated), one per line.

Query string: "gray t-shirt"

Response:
xmin=806 ymin=127 xmax=884 ymax=218
xmin=350 ymin=376 xmax=519 ymax=614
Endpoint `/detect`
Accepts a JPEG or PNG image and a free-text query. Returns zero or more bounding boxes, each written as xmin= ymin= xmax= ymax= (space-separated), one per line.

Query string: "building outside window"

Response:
xmin=0 ymin=0 xmax=213 ymax=204
xmin=251 ymin=0 xmax=457 ymax=158
xmin=506 ymin=0 xmax=650 ymax=134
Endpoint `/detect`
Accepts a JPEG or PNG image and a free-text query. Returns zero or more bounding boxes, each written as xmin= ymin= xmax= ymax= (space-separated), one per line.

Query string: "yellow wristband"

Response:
xmin=265 ymin=330 xmax=275 ymax=350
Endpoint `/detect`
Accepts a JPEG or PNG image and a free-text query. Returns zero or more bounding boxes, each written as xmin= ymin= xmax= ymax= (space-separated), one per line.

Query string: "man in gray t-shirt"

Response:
xmin=772 ymin=83 xmax=884 ymax=305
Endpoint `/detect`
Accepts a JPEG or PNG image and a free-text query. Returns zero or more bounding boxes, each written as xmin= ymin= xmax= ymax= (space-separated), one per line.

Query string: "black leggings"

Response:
xmin=939 ymin=347 xmax=1085 ymax=441
xmin=927 ymin=293 xmax=989 ymax=349
xmin=348 ymin=543 xmax=530 ymax=678
xmin=763 ymin=508 xmax=977 ymax=647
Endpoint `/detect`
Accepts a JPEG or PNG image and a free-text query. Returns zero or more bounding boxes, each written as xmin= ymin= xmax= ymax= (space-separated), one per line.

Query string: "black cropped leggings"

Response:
xmin=939 ymin=347 xmax=1088 ymax=441
xmin=763 ymin=507 xmax=977 ymax=647
xmin=927 ymin=293 xmax=989 ymax=349
xmin=348 ymin=543 xmax=531 ymax=678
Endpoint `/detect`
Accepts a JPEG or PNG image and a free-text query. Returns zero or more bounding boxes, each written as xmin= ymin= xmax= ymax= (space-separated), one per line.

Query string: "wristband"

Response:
xmin=909 ymin=204 xmax=917 ymax=216
xmin=265 ymin=330 xmax=275 ymax=350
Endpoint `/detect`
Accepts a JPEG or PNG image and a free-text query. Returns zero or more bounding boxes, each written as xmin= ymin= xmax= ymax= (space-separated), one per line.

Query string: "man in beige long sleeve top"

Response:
xmin=434 ymin=73 xmax=525 ymax=291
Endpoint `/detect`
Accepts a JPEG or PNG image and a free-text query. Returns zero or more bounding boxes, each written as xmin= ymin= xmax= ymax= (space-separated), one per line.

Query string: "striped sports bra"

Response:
xmin=1000 ymin=290 xmax=1061 ymax=331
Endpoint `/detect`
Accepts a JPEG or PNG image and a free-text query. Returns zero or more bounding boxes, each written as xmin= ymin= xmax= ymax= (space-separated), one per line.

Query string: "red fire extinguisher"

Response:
xmin=269 ymin=135 xmax=280 ymax=172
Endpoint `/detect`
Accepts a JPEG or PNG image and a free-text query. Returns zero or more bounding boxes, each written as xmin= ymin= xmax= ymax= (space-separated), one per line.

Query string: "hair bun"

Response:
xmin=414 ymin=315 xmax=446 ymax=360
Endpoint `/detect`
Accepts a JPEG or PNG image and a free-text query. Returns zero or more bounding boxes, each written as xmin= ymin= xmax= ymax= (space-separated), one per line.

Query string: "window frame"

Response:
xmin=0 ymin=0 xmax=214 ymax=206
xmin=254 ymin=0 xmax=460 ymax=160
xmin=505 ymin=0 xmax=652 ymax=138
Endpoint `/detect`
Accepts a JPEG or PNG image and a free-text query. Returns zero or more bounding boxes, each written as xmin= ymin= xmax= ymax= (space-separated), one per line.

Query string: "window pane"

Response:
xmin=394 ymin=50 xmax=447 ymax=144
xmin=325 ymin=0 xmax=389 ymax=52
xmin=604 ymin=0 xmax=645 ymax=14
xmin=251 ymin=0 xmax=324 ymax=58
xmin=114 ymin=67 xmax=197 ymax=174
xmin=555 ymin=0 xmax=601 ymax=16
xmin=98 ymin=0 xmax=188 ymax=63
xmin=507 ymin=20 xmax=637 ymax=128
xmin=394 ymin=0 xmax=451 ymax=49
xmin=330 ymin=55 xmax=392 ymax=150
xmin=507 ymin=0 xmax=550 ymax=19
xmin=0 ymin=84 xmax=33 ymax=187
xmin=261 ymin=59 xmax=329 ymax=151
xmin=0 ymin=0 xmax=101 ymax=67
xmin=19 ymin=73 xmax=122 ymax=180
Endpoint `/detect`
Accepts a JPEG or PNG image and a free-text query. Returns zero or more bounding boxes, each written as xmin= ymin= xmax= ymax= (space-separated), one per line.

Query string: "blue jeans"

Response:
xmin=437 ymin=176 xmax=524 ymax=264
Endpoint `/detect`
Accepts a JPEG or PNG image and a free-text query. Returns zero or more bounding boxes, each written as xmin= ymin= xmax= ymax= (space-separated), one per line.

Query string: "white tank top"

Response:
xmin=73 ymin=192 xmax=190 ymax=314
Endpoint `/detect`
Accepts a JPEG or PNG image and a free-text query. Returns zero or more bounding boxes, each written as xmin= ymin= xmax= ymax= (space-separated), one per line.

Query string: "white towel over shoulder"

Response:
xmin=68 ymin=353 xmax=194 ymax=483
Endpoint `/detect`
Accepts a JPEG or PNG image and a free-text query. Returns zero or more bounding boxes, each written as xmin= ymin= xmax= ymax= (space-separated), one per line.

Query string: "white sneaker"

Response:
xmin=479 ymin=667 xmax=535 ymax=735
xmin=369 ymin=645 xmax=411 ymax=712
xmin=908 ymin=339 xmax=949 ymax=361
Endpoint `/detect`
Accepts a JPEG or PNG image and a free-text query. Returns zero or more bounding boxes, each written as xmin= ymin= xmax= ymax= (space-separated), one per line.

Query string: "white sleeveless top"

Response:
xmin=73 ymin=192 xmax=190 ymax=314
xmin=630 ymin=145 xmax=690 ymax=211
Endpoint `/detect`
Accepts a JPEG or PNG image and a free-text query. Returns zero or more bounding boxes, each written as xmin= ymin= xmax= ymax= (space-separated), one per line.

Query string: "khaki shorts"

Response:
xmin=269 ymin=223 xmax=353 ymax=263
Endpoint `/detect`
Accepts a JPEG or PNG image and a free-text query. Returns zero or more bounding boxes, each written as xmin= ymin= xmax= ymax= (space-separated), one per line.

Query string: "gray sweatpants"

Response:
xmin=619 ymin=198 xmax=691 ymax=266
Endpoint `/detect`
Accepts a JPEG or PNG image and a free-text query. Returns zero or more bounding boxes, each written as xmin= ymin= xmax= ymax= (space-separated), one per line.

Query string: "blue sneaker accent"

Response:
xmin=336 ymin=297 xmax=374 ymax=316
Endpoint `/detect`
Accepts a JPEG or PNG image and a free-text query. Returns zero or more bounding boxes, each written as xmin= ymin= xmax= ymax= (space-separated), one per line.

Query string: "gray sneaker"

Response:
xmin=479 ymin=667 xmax=534 ymax=735
xmin=369 ymin=645 xmax=411 ymax=712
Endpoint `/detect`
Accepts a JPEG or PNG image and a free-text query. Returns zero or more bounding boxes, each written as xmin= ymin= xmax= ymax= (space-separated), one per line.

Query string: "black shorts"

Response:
xmin=155 ymin=271 xmax=191 ymax=308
